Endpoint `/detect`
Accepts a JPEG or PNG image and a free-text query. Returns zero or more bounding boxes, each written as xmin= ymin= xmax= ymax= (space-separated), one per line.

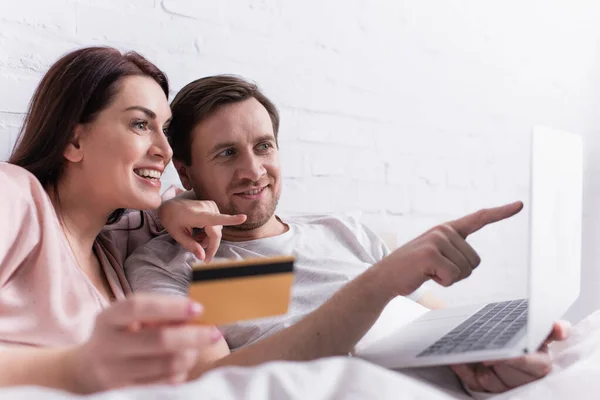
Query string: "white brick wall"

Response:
xmin=2 ymin=0 xmax=600 ymax=321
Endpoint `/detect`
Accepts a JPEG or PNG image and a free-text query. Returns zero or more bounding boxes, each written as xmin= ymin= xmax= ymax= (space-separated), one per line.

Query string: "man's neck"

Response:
xmin=222 ymin=215 xmax=288 ymax=242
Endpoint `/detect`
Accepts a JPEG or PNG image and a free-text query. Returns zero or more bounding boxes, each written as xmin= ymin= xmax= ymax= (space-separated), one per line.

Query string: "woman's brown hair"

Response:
xmin=8 ymin=46 xmax=169 ymax=224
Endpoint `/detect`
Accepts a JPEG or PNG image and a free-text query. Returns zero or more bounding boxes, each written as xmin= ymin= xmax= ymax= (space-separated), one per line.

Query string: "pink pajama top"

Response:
xmin=0 ymin=162 xmax=162 ymax=347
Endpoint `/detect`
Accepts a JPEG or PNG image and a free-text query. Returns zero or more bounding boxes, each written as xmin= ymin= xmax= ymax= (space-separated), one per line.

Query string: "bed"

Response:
xmin=2 ymin=308 xmax=599 ymax=399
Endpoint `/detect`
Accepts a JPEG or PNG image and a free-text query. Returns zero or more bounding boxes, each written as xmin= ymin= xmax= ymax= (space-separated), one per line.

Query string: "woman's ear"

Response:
xmin=63 ymin=124 xmax=85 ymax=163
xmin=173 ymin=159 xmax=194 ymax=190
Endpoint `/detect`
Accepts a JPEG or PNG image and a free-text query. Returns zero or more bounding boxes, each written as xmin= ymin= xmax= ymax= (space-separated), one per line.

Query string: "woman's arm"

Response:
xmin=0 ymin=295 xmax=219 ymax=393
xmin=0 ymin=164 xmax=42 ymax=286
xmin=107 ymin=188 xmax=245 ymax=262
xmin=0 ymin=347 xmax=78 ymax=392
xmin=156 ymin=193 xmax=245 ymax=262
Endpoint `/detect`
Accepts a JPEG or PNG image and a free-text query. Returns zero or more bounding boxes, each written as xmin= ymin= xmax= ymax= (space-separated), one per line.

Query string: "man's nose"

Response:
xmin=236 ymin=152 xmax=266 ymax=182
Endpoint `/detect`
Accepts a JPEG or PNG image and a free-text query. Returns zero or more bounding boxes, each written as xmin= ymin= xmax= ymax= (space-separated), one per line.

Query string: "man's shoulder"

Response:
xmin=125 ymin=232 xmax=190 ymax=267
xmin=124 ymin=233 xmax=195 ymax=295
xmin=283 ymin=212 xmax=371 ymax=241
xmin=284 ymin=212 xmax=363 ymax=229
xmin=282 ymin=212 xmax=389 ymax=261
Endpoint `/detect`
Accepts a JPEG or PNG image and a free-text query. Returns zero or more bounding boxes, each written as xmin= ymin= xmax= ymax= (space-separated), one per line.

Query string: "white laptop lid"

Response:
xmin=527 ymin=126 xmax=583 ymax=352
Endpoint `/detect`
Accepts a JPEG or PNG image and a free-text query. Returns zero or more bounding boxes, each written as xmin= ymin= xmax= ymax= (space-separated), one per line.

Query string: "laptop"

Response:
xmin=356 ymin=126 xmax=583 ymax=369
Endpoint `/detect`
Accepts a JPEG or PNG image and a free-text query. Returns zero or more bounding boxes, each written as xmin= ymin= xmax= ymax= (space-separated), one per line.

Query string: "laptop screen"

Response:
xmin=527 ymin=126 xmax=583 ymax=351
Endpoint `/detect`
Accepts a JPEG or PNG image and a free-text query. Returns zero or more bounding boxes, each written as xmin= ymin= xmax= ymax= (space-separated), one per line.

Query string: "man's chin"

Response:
xmin=228 ymin=218 xmax=271 ymax=231
xmin=225 ymin=197 xmax=279 ymax=231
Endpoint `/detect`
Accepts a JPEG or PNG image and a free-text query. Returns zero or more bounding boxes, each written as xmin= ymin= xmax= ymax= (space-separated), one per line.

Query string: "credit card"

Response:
xmin=188 ymin=255 xmax=295 ymax=325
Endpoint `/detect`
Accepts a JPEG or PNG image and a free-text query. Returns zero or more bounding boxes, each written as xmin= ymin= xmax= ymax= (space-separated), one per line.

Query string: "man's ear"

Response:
xmin=63 ymin=124 xmax=85 ymax=163
xmin=173 ymin=159 xmax=194 ymax=190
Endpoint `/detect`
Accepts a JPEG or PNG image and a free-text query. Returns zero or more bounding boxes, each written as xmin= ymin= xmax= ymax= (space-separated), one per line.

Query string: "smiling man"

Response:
xmin=124 ymin=75 xmax=568 ymax=397
xmin=169 ymin=84 xmax=285 ymax=241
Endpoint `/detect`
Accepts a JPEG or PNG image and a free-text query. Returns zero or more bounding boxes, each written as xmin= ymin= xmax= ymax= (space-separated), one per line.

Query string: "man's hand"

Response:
xmin=372 ymin=201 xmax=524 ymax=298
xmin=451 ymin=320 xmax=571 ymax=393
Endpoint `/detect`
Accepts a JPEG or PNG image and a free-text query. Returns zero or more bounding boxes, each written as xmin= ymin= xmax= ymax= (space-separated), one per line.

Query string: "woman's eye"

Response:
xmin=132 ymin=120 xmax=149 ymax=131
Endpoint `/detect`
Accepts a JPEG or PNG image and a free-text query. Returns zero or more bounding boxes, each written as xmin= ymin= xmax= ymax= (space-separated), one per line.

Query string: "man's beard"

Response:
xmin=221 ymin=189 xmax=280 ymax=231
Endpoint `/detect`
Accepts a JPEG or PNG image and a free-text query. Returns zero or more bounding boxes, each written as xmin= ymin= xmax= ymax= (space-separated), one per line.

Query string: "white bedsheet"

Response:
xmin=3 ymin=309 xmax=600 ymax=400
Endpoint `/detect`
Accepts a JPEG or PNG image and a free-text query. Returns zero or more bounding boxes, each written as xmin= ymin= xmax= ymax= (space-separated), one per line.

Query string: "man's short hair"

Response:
xmin=168 ymin=74 xmax=280 ymax=165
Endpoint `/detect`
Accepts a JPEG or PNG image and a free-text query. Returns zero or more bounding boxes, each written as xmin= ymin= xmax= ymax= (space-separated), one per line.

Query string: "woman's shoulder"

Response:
xmin=0 ymin=163 xmax=53 ymax=287
xmin=0 ymin=162 xmax=42 ymax=187
xmin=1 ymin=161 xmax=34 ymax=177
xmin=0 ymin=162 xmax=45 ymax=201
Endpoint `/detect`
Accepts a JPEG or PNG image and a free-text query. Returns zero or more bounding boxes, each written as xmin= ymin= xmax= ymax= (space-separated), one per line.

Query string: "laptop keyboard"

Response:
xmin=417 ymin=299 xmax=528 ymax=357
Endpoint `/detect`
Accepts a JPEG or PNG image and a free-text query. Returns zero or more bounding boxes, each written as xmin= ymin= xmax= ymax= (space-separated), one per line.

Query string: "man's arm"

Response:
xmin=125 ymin=226 xmax=396 ymax=376
xmin=189 ymin=202 xmax=524 ymax=378
xmin=191 ymin=264 xmax=393 ymax=377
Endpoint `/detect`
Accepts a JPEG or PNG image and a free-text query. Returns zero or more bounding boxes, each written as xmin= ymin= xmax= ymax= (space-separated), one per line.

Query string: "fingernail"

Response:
xmin=127 ymin=322 xmax=141 ymax=333
xmin=210 ymin=327 xmax=223 ymax=342
xmin=169 ymin=373 xmax=187 ymax=385
xmin=187 ymin=301 xmax=204 ymax=317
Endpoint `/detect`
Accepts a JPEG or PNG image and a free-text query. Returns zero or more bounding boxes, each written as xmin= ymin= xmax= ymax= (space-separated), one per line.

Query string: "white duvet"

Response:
xmin=3 ymin=309 xmax=600 ymax=400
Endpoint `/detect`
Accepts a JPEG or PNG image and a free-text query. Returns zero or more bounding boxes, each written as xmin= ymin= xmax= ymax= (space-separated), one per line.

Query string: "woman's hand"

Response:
xmin=159 ymin=191 xmax=246 ymax=262
xmin=160 ymin=184 xmax=186 ymax=202
xmin=68 ymin=294 xmax=223 ymax=393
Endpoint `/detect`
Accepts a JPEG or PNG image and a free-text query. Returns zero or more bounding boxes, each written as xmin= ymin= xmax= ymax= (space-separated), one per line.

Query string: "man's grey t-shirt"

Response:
xmin=125 ymin=214 xmax=427 ymax=350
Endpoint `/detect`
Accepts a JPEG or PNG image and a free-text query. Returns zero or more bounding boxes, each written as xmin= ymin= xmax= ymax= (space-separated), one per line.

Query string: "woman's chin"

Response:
xmin=128 ymin=194 xmax=162 ymax=211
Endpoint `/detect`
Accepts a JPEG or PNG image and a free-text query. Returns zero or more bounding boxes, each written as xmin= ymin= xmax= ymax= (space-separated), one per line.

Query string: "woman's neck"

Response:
xmin=47 ymin=180 xmax=113 ymax=262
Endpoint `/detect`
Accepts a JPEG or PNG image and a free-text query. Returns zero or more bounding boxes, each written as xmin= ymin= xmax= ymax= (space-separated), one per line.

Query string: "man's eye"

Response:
xmin=219 ymin=149 xmax=235 ymax=157
xmin=257 ymin=143 xmax=272 ymax=151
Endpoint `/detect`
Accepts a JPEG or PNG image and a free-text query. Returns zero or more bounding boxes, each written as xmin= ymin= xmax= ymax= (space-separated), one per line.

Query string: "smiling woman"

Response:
xmin=9 ymin=50 xmax=172 ymax=222
xmin=0 ymin=46 xmax=236 ymax=393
